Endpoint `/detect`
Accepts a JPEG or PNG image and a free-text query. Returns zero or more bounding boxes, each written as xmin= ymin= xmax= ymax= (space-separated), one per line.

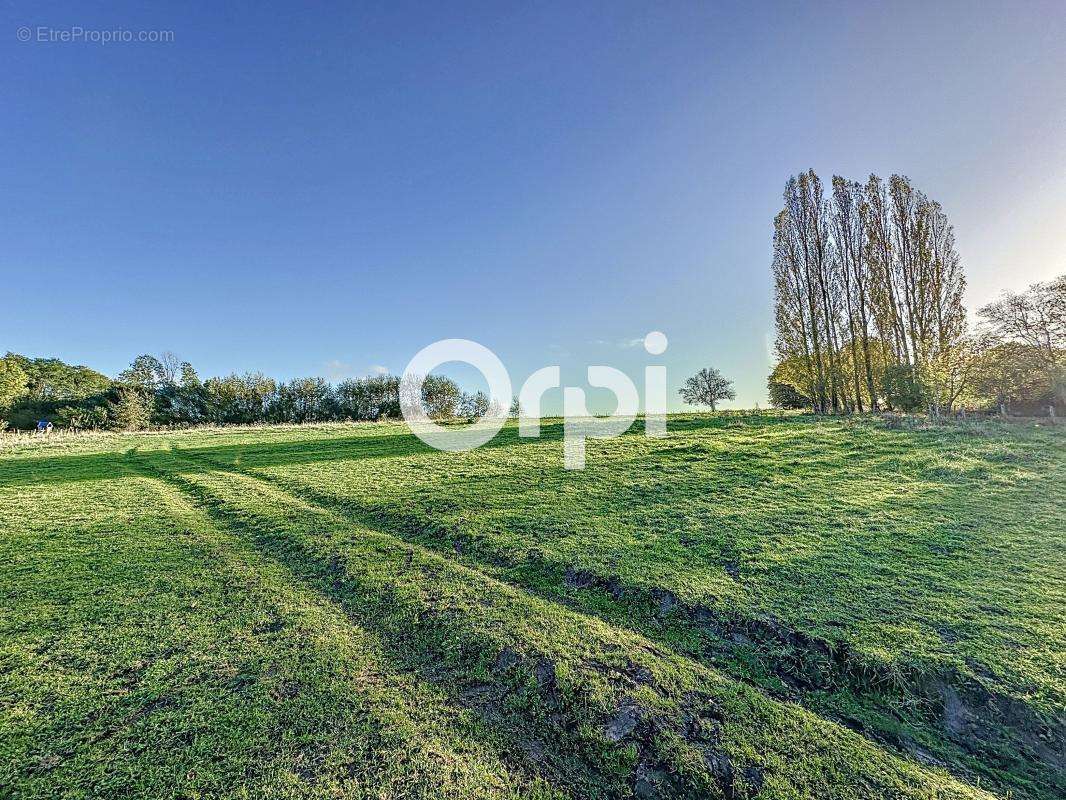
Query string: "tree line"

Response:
xmin=0 ymin=351 xmax=495 ymax=432
xmin=1 ymin=345 xmax=747 ymax=430
xmin=769 ymin=170 xmax=1064 ymax=415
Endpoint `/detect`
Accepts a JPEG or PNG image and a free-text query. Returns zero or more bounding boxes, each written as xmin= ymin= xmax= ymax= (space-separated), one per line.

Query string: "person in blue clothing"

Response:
xmin=36 ymin=419 xmax=53 ymax=434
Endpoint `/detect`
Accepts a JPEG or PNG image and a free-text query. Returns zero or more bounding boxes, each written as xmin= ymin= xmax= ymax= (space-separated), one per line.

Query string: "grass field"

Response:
xmin=1 ymin=415 xmax=1062 ymax=799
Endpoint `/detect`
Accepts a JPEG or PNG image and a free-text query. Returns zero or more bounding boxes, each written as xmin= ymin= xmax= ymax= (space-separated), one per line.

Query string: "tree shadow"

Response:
xmin=0 ymin=414 xmax=810 ymax=489
xmin=173 ymin=434 xmax=1063 ymax=799
xmin=0 ymin=423 xmax=558 ymax=488
xmin=133 ymin=458 xmax=635 ymax=797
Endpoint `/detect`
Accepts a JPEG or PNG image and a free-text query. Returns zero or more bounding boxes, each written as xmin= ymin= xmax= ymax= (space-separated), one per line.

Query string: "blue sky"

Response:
xmin=3 ymin=1 xmax=1065 ymax=409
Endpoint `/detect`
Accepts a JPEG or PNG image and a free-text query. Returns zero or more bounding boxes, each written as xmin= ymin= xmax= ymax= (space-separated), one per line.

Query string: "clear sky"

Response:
xmin=3 ymin=1 xmax=1065 ymax=409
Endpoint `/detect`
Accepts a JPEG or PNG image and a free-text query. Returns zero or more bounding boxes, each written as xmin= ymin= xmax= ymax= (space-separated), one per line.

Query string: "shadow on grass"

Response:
xmin=132 ymin=456 xmax=628 ymax=797
xmin=171 ymin=440 xmax=1064 ymax=800
xmin=0 ymin=427 xmax=508 ymax=488
xmin=0 ymin=414 xmax=807 ymax=489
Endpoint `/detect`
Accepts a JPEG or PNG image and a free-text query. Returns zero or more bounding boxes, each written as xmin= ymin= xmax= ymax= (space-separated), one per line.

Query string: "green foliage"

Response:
xmin=767 ymin=361 xmax=811 ymax=409
xmin=2 ymin=353 xmax=113 ymax=430
xmin=882 ymin=363 xmax=924 ymax=411
xmin=118 ymin=354 xmax=167 ymax=394
xmin=58 ymin=404 xmax=109 ymax=431
xmin=153 ymin=362 xmax=205 ymax=425
xmin=970 ymin=342 xmax=1054 ymax=411
xmin=0 ymin=357 xmax=29 ymax=411
xmin=767 ymin=380 xmax=808 ymax=409
xmin=269 ymin=377 xmax=335 ymax=423
xmin=420 ymin=374 xmax=461 ymax=420
xmin=335 ymin=374 xmax=401 ymax=421
xmin=203 ymin=373 xmax=277 ymax=425
xmin=4 ymin=353 xmax=111 ymax=401
xmin=5 ymin=350 xmax=471 ymax=430
xmin=109 ymin=386 xmax=152 ymax=431
xmin=458 ymin=389 xmax=491 ymax=421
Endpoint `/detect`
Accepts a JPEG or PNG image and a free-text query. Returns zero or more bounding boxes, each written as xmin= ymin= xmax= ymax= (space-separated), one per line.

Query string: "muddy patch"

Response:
xmin=556 ymin=561 xmax=1066 ymax=777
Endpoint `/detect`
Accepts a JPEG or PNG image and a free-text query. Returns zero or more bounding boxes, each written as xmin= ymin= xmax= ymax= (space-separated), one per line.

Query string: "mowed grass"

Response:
xmin=0 ymin=414 xmax=1062 ymax=799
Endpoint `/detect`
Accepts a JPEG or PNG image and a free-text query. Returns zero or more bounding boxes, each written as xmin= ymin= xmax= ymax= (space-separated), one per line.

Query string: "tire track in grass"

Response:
xmin=121 ymin=462 xmax=570 ymax=800
xmin=133 ymin=452 xmax=634 ymax=799
xmin=0 ymin=467 xmax=555 ymax=800
xmin=144 ymin=447 xmax=996 ymax=800
xmin=171 ymin=445 xmax=1063 ymax=800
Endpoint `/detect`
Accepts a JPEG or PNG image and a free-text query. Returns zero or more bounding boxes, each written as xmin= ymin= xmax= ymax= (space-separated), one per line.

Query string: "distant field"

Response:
xmin=1 ymin=415 xmax=1062 ymax=799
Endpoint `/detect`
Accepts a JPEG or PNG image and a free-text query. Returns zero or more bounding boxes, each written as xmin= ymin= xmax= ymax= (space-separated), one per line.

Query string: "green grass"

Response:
xmin=1 ymin=414 xmax=1062 ymax=798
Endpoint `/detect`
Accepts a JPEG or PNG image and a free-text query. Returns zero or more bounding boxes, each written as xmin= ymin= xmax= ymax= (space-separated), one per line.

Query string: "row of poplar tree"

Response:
xmin=770 ymin=170 xmax=1063 ymax=415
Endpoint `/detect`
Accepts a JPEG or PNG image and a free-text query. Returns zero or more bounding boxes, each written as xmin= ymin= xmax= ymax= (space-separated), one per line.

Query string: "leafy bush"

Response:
xmin=420 ymin=375 xmax=461 ymax=420
xmin=110 ymin=387 xmax=152 ymax=431
xmin=458 ymin=390 xmax=491 ymax=421
xmin=768 ymin=380 xmax=809 ymax=410
xmin=881 ymin=364 xmax=923 ymax=411
xmin=335 ymin=375 xmax=401 ymax=421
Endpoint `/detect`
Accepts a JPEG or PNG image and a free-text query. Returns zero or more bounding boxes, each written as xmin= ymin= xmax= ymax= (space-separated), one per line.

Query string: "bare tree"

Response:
xmin=865 ymin=175 xmax=908 ymax=368
xmin=831 ymin=176 xmax=877 ymax=410
xmin=776 ymin=173 xmax=833 ymax=413
xmin=159 ymin=351 xmax=183 ymax=385
xmin=773 ymin=209 xmax=820 ymax=408
xmin=980 ymin=275 xmax=1065 ymax=369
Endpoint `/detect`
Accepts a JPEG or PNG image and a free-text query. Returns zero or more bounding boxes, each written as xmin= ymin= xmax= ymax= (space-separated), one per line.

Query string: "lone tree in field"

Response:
xmin=679 ymin=367 xmax=735 ymax=411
